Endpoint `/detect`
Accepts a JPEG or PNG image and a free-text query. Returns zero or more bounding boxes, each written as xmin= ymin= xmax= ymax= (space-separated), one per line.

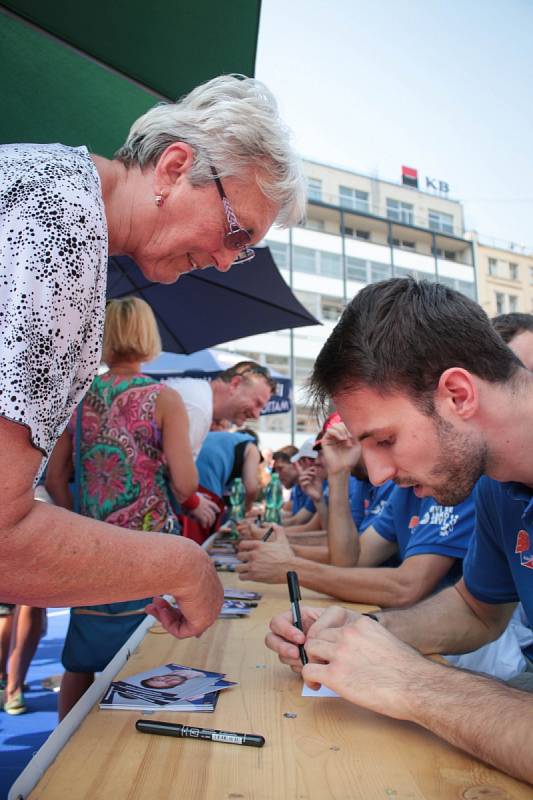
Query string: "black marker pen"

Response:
xmin=261 ymin=526 xmax=274 ymax=542
xmin=286 ymin=570 xmax=308 ymax=665
xmin=136 ymin=719 xmax=265 ymax=747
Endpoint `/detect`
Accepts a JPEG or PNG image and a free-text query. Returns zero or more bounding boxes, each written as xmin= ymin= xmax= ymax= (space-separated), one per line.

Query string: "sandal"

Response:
xmin=4 ymin=691 xmax=27 ymax=715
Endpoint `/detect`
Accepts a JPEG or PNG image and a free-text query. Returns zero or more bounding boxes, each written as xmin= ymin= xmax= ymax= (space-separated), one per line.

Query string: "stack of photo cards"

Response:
xmin=100 ymin=664 xmax=237 ymax=712
xmin=223 ymin=588 xmax=262 ymax=601
xmin=219 ymin=589 xmax=262 ymax=618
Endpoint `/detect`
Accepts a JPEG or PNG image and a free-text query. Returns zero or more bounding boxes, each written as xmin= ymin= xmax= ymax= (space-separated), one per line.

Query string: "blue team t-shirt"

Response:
xmin=196 ymin=431 xmax=254 ymax=497
xmin=323 ymin=477 xmax=394 ymax=529
xmin=371 ymin=485 xmax=476 ymax=586
xmin=355 ymin=479 xmax=395 ymax=532
xmin=290 ymin=483 xmax=316 ymax=515
xmin=463 ymin=477 xmax=533 ymax=657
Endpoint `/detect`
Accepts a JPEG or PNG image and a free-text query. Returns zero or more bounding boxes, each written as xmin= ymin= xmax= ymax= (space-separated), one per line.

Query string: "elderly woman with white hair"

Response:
xmin=0 ymin=74 xmax=305 ymax=639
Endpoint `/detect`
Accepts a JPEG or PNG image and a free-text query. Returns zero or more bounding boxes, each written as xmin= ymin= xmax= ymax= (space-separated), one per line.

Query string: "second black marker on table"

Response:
xmin=286 ymin=570 xmax=308 ymax=665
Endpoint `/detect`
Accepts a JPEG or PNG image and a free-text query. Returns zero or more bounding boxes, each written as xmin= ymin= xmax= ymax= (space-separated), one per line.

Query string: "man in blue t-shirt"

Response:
xmin=272 ymin=442 xmax=317 ymax=526
xmin=265 ymin=279 xmax=533 ymax=785
xmin=238 ymin=420 xmax=475 ymax=606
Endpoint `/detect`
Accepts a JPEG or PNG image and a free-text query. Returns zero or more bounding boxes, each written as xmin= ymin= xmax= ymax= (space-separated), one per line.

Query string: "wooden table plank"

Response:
xmin=28 ymin=578 xmax=531 ymax=799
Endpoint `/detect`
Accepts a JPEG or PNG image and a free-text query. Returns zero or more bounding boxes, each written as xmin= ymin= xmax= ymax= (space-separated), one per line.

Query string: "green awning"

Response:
xmin=0 ymin=0 xmax=262 ymax=156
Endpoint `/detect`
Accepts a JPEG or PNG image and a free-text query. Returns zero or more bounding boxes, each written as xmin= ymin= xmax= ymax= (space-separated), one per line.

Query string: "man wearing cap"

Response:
xmin=282 ymin=436 xmax=320 ymax=526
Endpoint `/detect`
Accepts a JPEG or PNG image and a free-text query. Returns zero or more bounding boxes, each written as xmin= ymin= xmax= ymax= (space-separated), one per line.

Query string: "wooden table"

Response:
xmin=26 ymin=578 xmax=531 ymax=799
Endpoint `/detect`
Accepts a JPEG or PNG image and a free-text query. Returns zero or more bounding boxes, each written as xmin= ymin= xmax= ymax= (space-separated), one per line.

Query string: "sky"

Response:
xmin=256 ymin=0 xmax=533 ymax=251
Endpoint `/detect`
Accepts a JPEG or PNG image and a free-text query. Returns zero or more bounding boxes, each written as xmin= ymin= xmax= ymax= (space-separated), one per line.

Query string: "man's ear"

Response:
xmin=230 ymin=375 xmax=243 ymax=388
xmin=153 ymin=142 xmax=195 ymax=191
xmin=436 ymin=368 xmax=479 ymax=420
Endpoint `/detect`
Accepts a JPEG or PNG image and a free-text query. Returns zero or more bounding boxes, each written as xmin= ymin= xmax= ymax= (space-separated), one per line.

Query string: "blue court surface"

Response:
xmin=0 ymin=608 xmax=69 ymax=800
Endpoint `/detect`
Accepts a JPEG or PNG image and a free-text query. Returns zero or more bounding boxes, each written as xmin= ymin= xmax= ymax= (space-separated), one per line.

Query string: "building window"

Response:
xmin=428 ymin=210 xmax=454 ymax=234
xmin=386 ymin=198 xmax=414 ymax=225
xmin=370 ymin=261 xmax=392 ymax=282
xmin=356 ymin=229 xmax=370 ymax=240
xmin=293 ymin=246 xmax=316 ymax=274
xmin=391 ymin=237 xmax=416 ymax=251
xmin=509 ymin=262 xmax=519 ymax=281
xmin=339 ymin=186 xmax=369 ymax=213
xmin=304 ymin=218 xmax=325 ymax=232
xmin=294 ymin=290 xmax=320 ymax=318
xmin=432 ymin=247 xmax=457 ymax=261
xmin=488 ymin=257 xmax=498 ymax=277
xmin=319 ymin=252 xmax=342 ymax=279
xmin=294 ymin=358 xmax=315 ymax=384
xmin=495 ymin=292 xmax=505 ymax=314
xmin=267 ymin=240 xmax=288 ymax=269
xmin=307 ymin=178 xmax=322 ymax=202
xmin=265 ymin=354 xmax=289 ymax=376
xmin=346 ymin=256 xmax=367 ymax=283
xmin=509 ymin=295 xmax=519 ymax=312
xmin=321 ymin=296 xmax=344 ymax=321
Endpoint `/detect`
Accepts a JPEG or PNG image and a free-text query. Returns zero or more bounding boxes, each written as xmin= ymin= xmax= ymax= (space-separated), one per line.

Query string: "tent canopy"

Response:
xmin=0 ymin=1 xmax=262 ymax=155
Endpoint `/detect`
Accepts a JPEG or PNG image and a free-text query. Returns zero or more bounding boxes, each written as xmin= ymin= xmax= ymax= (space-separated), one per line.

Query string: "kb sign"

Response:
xmin=425 ymin=177 xmax=450 ymax=193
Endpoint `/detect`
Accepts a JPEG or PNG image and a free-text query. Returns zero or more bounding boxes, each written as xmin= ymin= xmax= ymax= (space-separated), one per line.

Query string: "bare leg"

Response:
xmin=0 ymin=612 xmax=14 ymax=683
xmin=58 ymin=671 xmax=94 ymax=721
xmin=6 ymin=606 xmax=45 ymax=701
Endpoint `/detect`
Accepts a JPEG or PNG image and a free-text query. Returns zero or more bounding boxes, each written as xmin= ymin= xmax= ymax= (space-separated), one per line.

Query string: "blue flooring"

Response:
xmin=0 ymin=609 xmax=69 ymax=800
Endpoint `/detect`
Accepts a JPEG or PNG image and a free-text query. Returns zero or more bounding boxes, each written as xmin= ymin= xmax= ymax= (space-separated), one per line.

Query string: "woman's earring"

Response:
xmin=154 ymin=194 xmax=164 ymax=207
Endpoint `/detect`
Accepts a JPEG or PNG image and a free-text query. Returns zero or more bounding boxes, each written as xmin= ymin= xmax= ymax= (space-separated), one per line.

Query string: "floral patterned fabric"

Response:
xmin=69 ymin=372 xmax=177 ymax=532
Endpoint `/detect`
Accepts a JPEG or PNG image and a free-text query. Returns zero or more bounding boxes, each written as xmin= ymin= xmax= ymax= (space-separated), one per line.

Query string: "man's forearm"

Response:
xmin=289 ymin=558 xmax=421 ymax=606
xmin=292 ymin=544 xmax=330 ymax=563
xmin=2 ymin=500 xmax=214 ymax=606
xmin=405 ymin=659 xmax=533 ymax=784
xmin=378 ymin=585 xmax=503 ymax=654
xmin=327 ymin=471 xmax=359 ymax=566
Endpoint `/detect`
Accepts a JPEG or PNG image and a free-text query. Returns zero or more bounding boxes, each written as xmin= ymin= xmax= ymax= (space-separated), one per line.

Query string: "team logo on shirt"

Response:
xmin=370 ymin=500 xmax=388 ymax=517
xmin=515 ymin=529 xmax=533 ymax=569
xmin=408 ymin=516 xmax=420 ymax=529
xmin=417 ymin=505 xmax=459 ymax=537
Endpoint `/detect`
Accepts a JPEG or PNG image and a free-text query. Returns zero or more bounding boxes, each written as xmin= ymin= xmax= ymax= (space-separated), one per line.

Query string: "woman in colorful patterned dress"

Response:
xmin=46 ymin=297 xmax=198 ymax=718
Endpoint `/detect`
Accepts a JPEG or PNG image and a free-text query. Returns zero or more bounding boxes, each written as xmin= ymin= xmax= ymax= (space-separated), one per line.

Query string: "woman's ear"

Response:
xmin=153 ymin=142 xmax=195 ymax=190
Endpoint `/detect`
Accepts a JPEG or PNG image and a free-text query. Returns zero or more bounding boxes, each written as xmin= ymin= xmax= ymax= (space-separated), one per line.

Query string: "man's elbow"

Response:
xmin=391 ymin=578 xmax=434 ymax=608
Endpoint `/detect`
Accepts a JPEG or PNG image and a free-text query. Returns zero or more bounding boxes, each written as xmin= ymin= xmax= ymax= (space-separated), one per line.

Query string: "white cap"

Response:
xmin=290 ymin=436 xmax=319 ymax=463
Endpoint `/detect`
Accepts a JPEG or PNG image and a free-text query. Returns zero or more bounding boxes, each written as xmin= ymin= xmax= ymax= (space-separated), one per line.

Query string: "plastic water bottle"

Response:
xmin=229 ymin=478 xmax=246 ymax=526
xmin=264 ymin=473 xmax=283 ymax=524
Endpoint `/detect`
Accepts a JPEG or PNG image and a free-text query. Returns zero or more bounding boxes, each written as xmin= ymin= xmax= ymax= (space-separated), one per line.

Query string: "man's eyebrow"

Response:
xmin=359 ymin=428 xmax=390 ymax=442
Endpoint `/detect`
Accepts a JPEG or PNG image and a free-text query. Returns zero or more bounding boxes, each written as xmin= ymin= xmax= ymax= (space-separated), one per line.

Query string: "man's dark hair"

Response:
xmin=273 ymin=445 xmax=298 ymax=463
xmin=310 ymin=278 xmax=522 ymax=413
xmin=491 ymin=312 xmax=533 ymax=344
xmin=217 ymin=361 xmax=276 ymax=393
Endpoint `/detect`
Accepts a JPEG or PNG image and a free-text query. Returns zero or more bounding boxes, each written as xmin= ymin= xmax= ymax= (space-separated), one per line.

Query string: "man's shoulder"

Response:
xmin=164 ymin=377 xmax=212 ymax=406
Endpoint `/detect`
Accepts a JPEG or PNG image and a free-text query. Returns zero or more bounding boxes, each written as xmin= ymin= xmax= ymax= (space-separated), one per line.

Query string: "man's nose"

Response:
xmin=365 ymin=452 xmax=396 ymax=486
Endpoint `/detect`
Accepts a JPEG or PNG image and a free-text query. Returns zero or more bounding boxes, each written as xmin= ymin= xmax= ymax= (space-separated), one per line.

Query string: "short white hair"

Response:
xmin=115 ymin=74 xmax=305 ymax=227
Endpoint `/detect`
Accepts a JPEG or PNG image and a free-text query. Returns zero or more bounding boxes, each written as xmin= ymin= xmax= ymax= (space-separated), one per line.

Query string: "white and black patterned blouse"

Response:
xmin=0 ymin=143 xmax=108 ymax=478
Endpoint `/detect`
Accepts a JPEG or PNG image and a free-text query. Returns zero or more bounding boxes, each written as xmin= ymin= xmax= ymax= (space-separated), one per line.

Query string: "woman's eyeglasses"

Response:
xmin=210 ymin=166 xmax=255 ymax=264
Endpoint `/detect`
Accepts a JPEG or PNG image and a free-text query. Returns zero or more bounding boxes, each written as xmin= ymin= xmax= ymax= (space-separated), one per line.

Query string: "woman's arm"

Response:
xmin=1 ymin=416 xmax=222 ymax=634
xmin=158 ymin=386 xmax=198 ymax=502
xmin=45 ymin=428 xmax=74 ymax=509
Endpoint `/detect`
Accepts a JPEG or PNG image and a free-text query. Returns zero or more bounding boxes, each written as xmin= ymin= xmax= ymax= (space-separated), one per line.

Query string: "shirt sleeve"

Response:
xmin=371 ymin=492 xmax=397 ymax=542
xmin=0 ymin=152 xmax=106 ymax=465
xmin=463 ymin=478 xmax=519 ymax=604
xmin=403 ymin=495 xmax=475 ymax=560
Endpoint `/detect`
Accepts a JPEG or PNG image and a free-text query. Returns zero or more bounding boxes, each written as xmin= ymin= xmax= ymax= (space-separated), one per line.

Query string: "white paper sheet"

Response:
xmin=302 ymin=684 xmax=340 ymax=698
